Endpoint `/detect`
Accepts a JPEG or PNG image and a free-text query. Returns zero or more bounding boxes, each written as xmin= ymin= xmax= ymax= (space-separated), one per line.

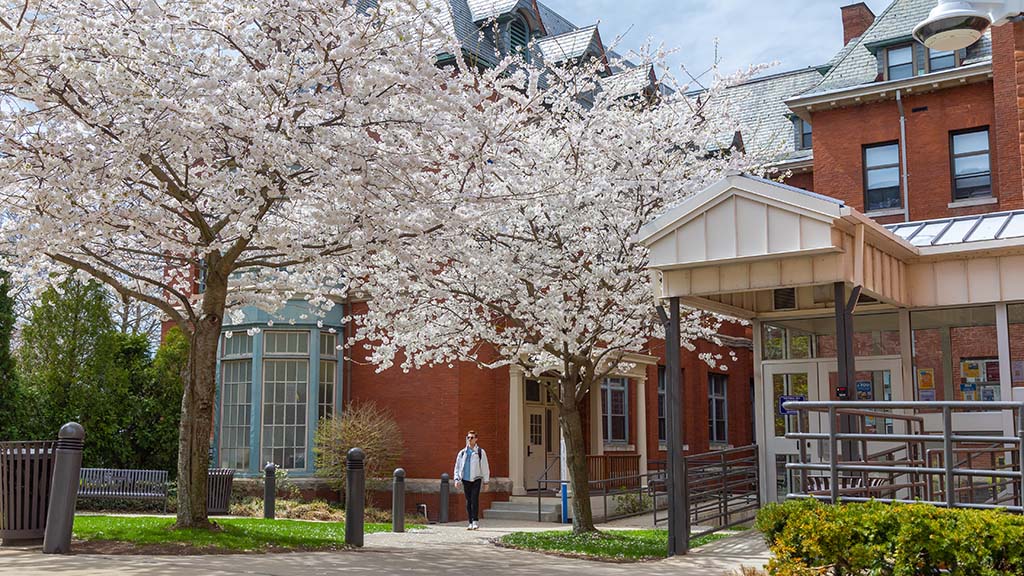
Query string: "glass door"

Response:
xmin=819 ymin=356 xmax=904 ymax=460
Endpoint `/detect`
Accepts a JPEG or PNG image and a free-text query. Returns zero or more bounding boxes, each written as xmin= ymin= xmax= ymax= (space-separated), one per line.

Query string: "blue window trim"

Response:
xmin=602 ymin=377 xmax=629 ymax=444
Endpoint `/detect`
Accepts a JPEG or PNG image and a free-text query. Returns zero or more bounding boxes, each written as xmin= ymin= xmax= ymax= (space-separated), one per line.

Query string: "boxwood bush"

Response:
xmin=756 ymin=499 xmax=1024 ymax=575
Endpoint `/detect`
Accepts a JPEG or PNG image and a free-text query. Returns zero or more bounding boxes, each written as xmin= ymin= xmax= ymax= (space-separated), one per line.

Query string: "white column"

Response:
xmin=509 ymin=368 xmax=526 ymax=496
xmin=752 ymin=319 xmax=770 ymax=504
xmin=590 ymin=378 xmax=604 ymax=456
xmin=635 ymin=375 xmax=649 ymax=476
xmin=997 ymin=303 xmax=1014 ymax=437
xmin=898 ymin=309 xmax=914 ymax=435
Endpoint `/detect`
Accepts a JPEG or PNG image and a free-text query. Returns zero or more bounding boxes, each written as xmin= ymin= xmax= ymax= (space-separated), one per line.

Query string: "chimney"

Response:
xmin=841 ymin=3 xmax=875 ymax=46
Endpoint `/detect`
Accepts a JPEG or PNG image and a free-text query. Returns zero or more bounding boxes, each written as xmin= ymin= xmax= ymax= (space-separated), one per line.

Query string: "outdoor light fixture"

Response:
xmin=914 ymin=0 xmax=1024 ymax=51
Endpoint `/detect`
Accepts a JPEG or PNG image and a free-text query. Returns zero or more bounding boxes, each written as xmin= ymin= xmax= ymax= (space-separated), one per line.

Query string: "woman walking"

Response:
xmin=453 ymin=430 xmax=490 ymax=529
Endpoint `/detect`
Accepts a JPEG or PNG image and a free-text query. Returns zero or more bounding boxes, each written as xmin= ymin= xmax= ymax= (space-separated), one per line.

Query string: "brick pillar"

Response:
xmin=840 ymin=3 xmax=875 ymax=46
xmin=992 ymin=20 xmax=1024 ymax=210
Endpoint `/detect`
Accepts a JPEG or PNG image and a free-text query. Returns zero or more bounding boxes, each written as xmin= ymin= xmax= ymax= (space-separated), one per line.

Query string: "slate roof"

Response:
xmin=535 ymin=1 xmax=575 ymax=36
xmin=599 ymin=64 xmax=656 ymax=99
xmin=536 ymin=25 xmax=602 ymax=63
xmin=806 ymin=0 xmax=993 ymax=95
xmin=465 ymin=0 xmax=520 ymax=22
xmin=710 ymin=67 xmax=823 ymax=160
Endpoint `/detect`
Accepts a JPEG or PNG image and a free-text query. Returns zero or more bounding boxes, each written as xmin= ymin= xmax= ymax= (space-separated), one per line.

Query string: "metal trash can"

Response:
xmin=0 ymin=441 xmax=57 ymax=544
xmin=207 ymin=468 xmax=235 ymax=515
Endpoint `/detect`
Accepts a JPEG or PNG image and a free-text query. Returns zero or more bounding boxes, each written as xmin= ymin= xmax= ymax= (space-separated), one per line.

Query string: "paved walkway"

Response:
xmin=0 ymin=520 xmax=770 ymax=575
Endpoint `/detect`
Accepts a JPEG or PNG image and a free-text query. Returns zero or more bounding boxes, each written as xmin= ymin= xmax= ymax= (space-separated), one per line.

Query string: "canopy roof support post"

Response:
xmin=659 ymin=298 xmax=689 ymax=556
xmin=835 ymin=282 xmax=862 ymax=462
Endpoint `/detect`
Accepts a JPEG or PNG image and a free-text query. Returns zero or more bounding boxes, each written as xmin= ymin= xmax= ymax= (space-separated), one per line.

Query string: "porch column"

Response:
xmin=590 ymin=378 xmax=604 ymax=456
xmin=635 ymin=375 xmax=649 ymax=475
xmin=509 ymin=368 xmax=526 ymax=496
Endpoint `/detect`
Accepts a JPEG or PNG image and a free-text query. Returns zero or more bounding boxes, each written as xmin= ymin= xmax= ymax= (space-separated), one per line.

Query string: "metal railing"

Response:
xmin=537 ymin=471 xmax=660 ymax=523
xmin=783 ymin=400 xmax=1024 ymax=511
xmin=650 ymin=444 xmax=760 ymax=538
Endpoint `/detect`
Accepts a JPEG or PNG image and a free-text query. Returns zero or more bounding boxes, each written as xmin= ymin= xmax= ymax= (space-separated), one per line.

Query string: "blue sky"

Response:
xmin=552 ymin=0 xmax=893 ymax=85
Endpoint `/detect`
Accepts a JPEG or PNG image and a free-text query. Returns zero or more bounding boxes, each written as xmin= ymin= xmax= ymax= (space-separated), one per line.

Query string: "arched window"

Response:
xmin=509 ymin=16 xmax=530 ymax=61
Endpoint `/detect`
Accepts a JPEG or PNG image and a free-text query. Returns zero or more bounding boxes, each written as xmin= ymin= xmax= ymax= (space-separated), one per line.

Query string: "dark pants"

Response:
xmin=463 ymin=479 xmax=482 ymax=522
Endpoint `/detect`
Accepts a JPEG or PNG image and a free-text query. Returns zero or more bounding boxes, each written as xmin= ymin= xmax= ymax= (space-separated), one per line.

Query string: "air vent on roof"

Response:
xmin=773 ymin=288 xmax=797 ymax=311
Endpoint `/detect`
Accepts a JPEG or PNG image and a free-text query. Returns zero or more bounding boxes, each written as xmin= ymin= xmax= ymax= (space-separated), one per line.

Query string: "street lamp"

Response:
xmin=914 ymin=0 xmax=1024 ymax=50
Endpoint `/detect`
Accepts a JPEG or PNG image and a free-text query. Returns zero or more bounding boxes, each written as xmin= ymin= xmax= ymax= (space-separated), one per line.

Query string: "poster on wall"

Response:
xmin=986 ymin=362 xmax=1000 ymax=383
xmin=1013 ymin=360 xmax=1024 ymax=384
xmin=982 ymin=387 xmax=997 ymax=402
xmin=962 ymin=361 xmax=982 ymax=382
xmin=856 ymin=380 xmax=873 ymax=401
xmin=961 ymin=382 xmax=978 ymax=401
xmin=919 ymin=389 xmax=937 ymax=401
xmin=917 ymin=368 xmax=935 ymax=391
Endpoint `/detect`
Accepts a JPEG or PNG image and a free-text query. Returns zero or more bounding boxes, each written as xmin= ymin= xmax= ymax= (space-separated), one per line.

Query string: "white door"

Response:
xmin=818 ymin=356 xmax=905 ymax=461
xmin=762 ymin=361 xmax=826 ymax=503
xmin=524 ymin=406 xmax=546 ymax=491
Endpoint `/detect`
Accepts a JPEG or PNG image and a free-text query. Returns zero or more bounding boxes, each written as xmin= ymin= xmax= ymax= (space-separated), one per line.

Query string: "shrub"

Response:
xmin=313 ymin=402 xmax=403 ymax=493
xmin=612 ymin=489 xmax=652 ymax=515
xmin=756 ymin=499 xmax=1024 ymax=575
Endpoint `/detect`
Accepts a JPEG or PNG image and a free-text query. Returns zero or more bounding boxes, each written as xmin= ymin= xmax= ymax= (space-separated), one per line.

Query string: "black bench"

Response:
xmin=79 ymin=468 xmax=169 ymax=511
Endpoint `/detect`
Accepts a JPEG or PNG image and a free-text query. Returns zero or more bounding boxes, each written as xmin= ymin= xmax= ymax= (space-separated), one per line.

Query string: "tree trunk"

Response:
xmin=175 ymin=274 xmax=227 ymax=529
xmin=559 ymin=378 xmax=597 ymax=533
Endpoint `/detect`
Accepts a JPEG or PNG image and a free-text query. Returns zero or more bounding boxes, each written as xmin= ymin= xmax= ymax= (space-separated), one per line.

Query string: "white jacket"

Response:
xmin=453 ymin=445 xmax=490 ymax=483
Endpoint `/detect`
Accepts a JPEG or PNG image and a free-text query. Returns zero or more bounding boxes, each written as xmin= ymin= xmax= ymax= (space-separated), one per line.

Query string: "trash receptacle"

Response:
xmin=0 ymin=441 xmax=57 ymax=545
xmin=207 ymin=468 xmax=235 ymax=515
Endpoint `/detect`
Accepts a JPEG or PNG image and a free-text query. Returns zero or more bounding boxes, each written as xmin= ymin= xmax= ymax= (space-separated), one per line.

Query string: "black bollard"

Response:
xmin=439 ymin=473 xmax=450 ymax=524
xmin=43 ymin=422 xmax=85 ymax=554
xmin=392 ymin=468 xmax=406 ymax=533
xmin=264 ymin=462 xmax=276 ymax=520
xmin=345 ymin=448 xmax=365 ymax=547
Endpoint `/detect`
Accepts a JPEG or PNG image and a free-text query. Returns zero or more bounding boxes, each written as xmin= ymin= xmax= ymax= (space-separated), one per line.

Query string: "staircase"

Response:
xmin=483 ymin=497 xmax=561 ymax=522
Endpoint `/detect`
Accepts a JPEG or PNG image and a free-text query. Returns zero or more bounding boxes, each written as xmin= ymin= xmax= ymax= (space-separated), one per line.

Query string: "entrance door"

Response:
xmin=819 ymin=356 xmax=904 ymax=461
xmin=763 ymin=362 xmax=825 ymax=502
xmin=524 ymin=405 xmax=547 ymax=490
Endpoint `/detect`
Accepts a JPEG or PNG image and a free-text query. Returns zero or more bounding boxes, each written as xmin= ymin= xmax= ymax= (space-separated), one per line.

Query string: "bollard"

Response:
xmin=43 ymin=422 xmax=85 ymax=555
xmin=345 ymin=448 xmax=365 ymax=547
xmin=561 ymin=481 xmax=569 ymax=524
xmin=439 ymin=473 xmax=450 ymax=524
xmin=264 ymin=462 xmax=276 ymax=520
xmin=392 ymin=468 xmax=406 ymax=533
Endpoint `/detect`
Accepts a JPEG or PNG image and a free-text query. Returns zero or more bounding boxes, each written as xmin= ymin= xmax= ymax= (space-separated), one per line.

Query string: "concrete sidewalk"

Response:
xmin=0 ymin=521 xmax=770 ymax=575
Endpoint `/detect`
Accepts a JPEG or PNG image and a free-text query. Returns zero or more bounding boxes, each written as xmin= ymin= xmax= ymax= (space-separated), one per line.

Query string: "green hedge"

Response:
xmin=756 ymin=499 xmax=1024 ymax=575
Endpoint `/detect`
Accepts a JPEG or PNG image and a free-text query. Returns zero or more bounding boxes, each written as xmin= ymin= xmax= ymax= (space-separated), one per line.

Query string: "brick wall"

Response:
xmin=811 ymin=81 xmax=998 ymax=222
xmin=783 ymin=170 xmax=814 ymax=192
xmin=992 ymin=21 xmax=1024 ymax=211
xmin=841 ymin=3 xmax=875 ymax=46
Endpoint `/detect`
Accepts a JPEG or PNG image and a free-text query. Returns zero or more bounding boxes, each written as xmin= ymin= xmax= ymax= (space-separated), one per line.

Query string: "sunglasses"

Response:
xmin=466 ymin=435 xmax=477 ymax=439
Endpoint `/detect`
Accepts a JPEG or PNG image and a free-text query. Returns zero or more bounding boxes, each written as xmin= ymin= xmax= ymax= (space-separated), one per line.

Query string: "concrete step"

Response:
xmin=483 ymin=508 xmax=561 ymax=522
xmin=487 ymin=501 xmax=560 ymax=513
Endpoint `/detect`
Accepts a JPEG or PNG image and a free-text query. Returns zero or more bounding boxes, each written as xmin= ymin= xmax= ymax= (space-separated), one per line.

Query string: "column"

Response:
xmin=590 ymin=377 xmax=604 ymax=456
xmin=635 ymin=375 xmax=648 ymax=476
xmin=997 ymin=304 xmax=1014 ymax=437
xmin=508 ymin=368 xmax=526 ymax=496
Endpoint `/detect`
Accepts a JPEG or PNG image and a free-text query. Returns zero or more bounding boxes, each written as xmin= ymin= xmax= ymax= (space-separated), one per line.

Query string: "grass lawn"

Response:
xmin=498 ymin=529 xmax=733 ymax=561
xmin=73 ymin=515 xmax=402 ymax=553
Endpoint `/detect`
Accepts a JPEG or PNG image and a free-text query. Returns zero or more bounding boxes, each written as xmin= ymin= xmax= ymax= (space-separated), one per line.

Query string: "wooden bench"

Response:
xmin=79 ymin=468 xmax=169 ymax=511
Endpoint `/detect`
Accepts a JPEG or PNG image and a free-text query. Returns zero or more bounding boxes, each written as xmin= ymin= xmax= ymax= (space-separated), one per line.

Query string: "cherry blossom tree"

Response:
xmin=0 ymin=0 xmax=535 ymax=527
xmin=352 ymin=54 xmax=757 ymax=532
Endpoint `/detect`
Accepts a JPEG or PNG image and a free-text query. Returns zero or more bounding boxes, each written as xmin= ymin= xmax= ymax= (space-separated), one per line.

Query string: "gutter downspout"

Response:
xmin=896 ymin=89 xmax=910 ymax=222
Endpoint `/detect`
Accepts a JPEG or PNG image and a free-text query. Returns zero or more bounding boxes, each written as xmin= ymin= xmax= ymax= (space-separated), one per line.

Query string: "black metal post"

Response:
xmin=661 ymin=298 xmax=688 ymax=556
xmin=834 ymin=282 xmax=861 ymax=462
xmin=264 ymin=462 xmax=276 ymax=520
xmin=439 ymin=473 xmax=450 ymax=524
xmin=42 ymin=423 xmax=84 ymax=554
xmin=345 ymin=448 xmax=365 ymax=547
xmin=392 ymin=468 xmax=406 ymax=533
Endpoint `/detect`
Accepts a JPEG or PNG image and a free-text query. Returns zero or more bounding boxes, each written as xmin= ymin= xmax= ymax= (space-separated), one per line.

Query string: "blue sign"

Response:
xmin=779 ymin=395 xmax=806 ymax=416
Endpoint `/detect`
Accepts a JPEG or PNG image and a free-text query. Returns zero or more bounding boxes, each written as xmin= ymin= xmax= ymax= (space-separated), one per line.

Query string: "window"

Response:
xmin=796 ymin=118 xmax=812 ymax=150
xmin=886 ymin=45 xmax=914 ymax=80
xmin=529 ymin=413 xmax=542 ymax=445
xmin=509 ymin=16 xmax=530 ymax=61
xmin=319 ymin=332 xmax=337 ymax=421
xmin=864 ymin=142 xmax=901 ymax=211
xmin=657 ymin=366 xmax=666 ymax=444
xmin=525 ymin=379 xmax=542 ymax=403
xmin=928 ymin=48 xmax=957 ymax=72
xmin=601 ymin=377 xmax=628 ymax=444
xmin=950 ymin=128 xmax=991 ymax=200
xmin=219 ymin=359 xmax=252 ymax=470
xmin=222 ymin=333 xmax=253 ymax=357
xmin=708 ymin=373 xmax=728 ymax=445
xmin=262 ymin=331 xmax=309 ymax=469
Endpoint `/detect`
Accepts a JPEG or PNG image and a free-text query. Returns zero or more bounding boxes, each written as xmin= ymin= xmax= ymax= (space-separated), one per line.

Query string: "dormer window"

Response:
xmin=510 ymin=16 xmax=530 ymax=62
xmin=795 ymin=118 xmax=812 ymax=151
xmin=885 ymin=45 xmax=914 ymax=81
